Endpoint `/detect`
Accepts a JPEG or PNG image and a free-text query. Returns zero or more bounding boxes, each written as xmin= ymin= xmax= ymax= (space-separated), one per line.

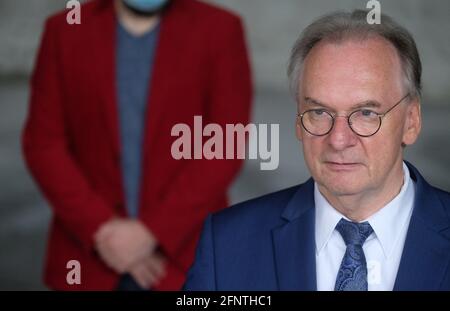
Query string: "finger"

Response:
xmin=131 ymin=264 xmax=155 ymax=289
xmin=116 ymin=251 xmax=141 ymax=273
xmin=141 ymin=256 xmax=165 ymax=285
xmin=130 ymin=265 xmax=148 ymax=289
xmin=145 ymin=255 xmax=166 ymax=280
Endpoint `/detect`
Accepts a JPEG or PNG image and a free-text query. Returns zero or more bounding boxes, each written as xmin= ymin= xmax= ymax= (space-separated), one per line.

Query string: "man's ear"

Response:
xmin=402 ymin=99 xmax=421 ymax=146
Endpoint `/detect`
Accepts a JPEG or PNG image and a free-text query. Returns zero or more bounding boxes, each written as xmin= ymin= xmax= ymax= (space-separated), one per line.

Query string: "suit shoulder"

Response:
xmin=434 ymin=186 xmax=450 ymax=217
xmin=211 ymin=184 xmax=303 ymax=228
xmin=435 ymin=187 xmax=450 ymax=202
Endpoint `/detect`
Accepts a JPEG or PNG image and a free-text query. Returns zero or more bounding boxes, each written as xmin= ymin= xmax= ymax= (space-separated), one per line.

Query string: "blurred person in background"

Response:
xmin=22 ymin=0 xmax=252 ymax=290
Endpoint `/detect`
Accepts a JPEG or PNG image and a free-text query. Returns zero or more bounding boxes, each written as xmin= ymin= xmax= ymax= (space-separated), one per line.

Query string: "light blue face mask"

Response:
xmin=123 ymin=0 xmax=168 ymax=13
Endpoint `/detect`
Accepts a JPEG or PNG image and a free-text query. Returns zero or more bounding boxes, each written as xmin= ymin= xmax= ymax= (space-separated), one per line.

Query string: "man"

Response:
xmin=22 ymin=0 xmax=252 ymax=290
xmin=184 ymin=10 xmax=450 ymax=291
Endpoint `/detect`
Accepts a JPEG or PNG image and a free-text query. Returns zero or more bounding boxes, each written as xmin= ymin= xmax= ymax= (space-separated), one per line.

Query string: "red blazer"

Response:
xmin=22 ymin=0 xmax=252 ymax=290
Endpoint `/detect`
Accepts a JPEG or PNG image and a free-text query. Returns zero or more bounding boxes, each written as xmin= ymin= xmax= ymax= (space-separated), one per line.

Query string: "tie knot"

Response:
xmin=335 ymin=218 xmax=373 ymax=246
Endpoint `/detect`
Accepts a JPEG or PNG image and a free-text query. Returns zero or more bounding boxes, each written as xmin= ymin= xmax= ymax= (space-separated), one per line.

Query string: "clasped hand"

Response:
xmin=94 ymin=218 xmax=167 ymax=288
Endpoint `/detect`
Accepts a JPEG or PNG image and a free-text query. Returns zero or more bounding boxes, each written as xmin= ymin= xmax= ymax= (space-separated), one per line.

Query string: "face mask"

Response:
xmin=122 ymin=0 xmax=169 ymax=15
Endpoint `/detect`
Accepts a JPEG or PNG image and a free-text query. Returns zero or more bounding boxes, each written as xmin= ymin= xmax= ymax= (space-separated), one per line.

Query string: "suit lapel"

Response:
xmin=394 ymin=162 xmax=450 ymax=290
xmin=90 ymin=1 xmax=121 ymax=157
xmin=272 ymin=179 xmax=317 ymax=290
xmin=141 ymin=2 xmax=189 ymax=165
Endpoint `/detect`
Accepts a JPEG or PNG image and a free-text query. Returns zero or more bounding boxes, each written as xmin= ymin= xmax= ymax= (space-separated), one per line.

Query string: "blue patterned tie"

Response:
xmin=334 ymin=218 xmax=373 ymax=291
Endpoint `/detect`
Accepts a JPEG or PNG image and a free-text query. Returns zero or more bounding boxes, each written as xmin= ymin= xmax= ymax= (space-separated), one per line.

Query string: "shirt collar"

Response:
xmin=314 ymin=183 xmax=344 ymax=255
xmin=314 ymin=161 xmax=415 ymax=258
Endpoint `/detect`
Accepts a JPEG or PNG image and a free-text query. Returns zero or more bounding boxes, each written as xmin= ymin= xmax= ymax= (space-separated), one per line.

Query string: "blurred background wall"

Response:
xmin=0 ymin=0 xmax=449 ymax=289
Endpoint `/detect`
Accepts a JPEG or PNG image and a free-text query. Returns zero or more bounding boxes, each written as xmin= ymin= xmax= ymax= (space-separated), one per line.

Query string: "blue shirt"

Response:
xmin=116 ymin=22 xmax=160 ymax=217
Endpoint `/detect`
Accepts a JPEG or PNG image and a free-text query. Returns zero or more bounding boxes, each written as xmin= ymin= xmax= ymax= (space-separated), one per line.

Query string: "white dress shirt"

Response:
xmin=315 ymin=162 xmax=415 ymax=291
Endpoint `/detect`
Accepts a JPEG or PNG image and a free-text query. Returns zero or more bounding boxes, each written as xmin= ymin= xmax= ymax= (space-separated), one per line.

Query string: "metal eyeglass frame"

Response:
xmin=297 ymin=93 xmax=410 ymax=137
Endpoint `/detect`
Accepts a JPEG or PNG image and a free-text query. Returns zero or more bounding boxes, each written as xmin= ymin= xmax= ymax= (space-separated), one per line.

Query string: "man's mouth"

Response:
xmin=324 ymin=161 xmax=362 ymax=171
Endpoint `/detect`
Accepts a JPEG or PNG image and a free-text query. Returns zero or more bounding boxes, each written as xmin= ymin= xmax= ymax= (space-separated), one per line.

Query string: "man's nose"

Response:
xmin=326 ymin=116 xmax=358 ymax=150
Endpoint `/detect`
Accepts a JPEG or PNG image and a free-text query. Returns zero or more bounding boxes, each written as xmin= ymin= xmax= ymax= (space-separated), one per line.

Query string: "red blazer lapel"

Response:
xmin=90 ymin=1 xmax=121 ymax=158
xmin=141 ymin=2 xmax=190 ymax=165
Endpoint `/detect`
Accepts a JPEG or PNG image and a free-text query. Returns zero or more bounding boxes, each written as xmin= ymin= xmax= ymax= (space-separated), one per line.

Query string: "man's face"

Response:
xmin=297 ymin=37 xmax=421 ymax=198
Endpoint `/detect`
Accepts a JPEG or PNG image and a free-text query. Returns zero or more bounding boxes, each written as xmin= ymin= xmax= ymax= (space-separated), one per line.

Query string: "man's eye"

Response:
xmin=361 ymin=109 xmax=377 ymax=117
xmin=313 ymin=109 xmax=326 ymax=115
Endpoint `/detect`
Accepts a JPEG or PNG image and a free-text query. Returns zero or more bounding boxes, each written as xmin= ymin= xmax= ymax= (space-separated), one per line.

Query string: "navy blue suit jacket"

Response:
xmin=184 ymin=162 xmax=450 ymax=290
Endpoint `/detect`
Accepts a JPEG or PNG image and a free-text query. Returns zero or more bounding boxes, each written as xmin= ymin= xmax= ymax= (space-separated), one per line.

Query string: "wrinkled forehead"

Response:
xmin=299 ymin=36 xmax=406 ymax=109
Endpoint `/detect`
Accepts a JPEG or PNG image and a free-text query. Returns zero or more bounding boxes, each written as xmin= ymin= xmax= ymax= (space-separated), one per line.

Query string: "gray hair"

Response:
xmin=287 ymin=10 xmax=422 ymax=100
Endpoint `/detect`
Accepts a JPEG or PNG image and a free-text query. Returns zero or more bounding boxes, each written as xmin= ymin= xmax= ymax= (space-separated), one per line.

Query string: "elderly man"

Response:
xmin=183 ymin=10 xmax=450 ymax=291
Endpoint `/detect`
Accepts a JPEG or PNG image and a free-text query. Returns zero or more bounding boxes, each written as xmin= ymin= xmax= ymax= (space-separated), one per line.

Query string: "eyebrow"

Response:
xmin=303 ymin=97 xmax=383 ymax=110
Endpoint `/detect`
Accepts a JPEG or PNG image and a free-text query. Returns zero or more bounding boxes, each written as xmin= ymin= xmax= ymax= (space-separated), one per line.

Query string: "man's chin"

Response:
xmin=328 ymin=187 xmax=362 ymax=197
xmin=318 ymin=179 xmax=367 ymax=197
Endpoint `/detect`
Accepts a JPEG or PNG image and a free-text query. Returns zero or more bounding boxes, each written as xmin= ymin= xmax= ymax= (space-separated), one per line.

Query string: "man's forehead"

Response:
xmin=299 ymin=37 xmax=405 ymax=107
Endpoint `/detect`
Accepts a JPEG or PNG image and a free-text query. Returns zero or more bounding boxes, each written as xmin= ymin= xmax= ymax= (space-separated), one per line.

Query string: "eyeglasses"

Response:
xmin=297 ymin=94 xmax=410 ymax=137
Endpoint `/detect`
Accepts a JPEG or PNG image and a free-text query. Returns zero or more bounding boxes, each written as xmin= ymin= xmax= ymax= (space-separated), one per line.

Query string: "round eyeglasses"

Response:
xmin=297 ymin=94 xmax=410 ymax=137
